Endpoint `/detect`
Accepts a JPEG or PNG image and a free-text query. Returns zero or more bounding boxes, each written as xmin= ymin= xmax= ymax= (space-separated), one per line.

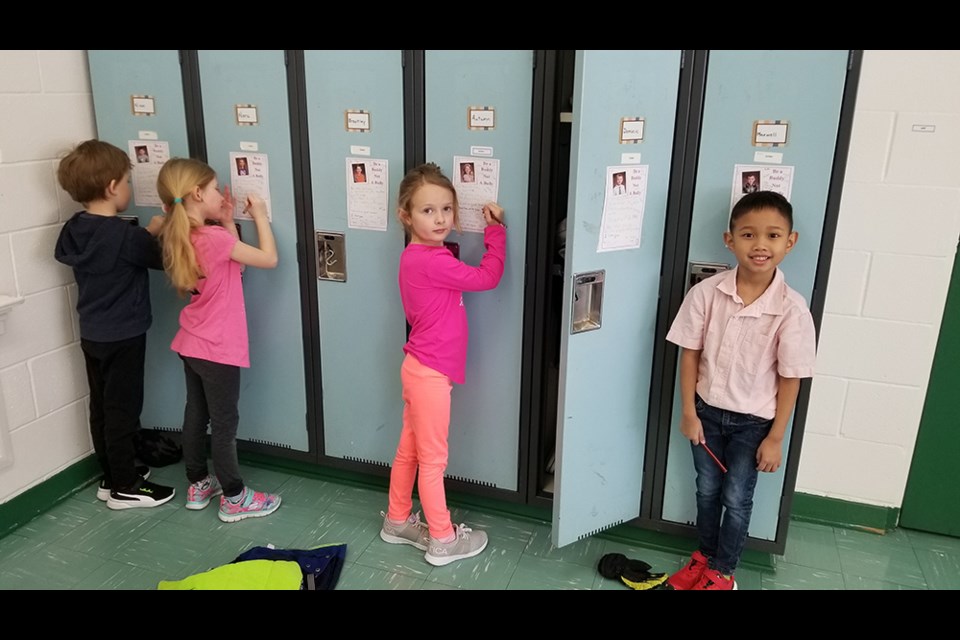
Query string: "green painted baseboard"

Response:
xmin=0 ymin=457 xmax=101 ymax=540
xmin=790 ymin=493 xmax=899 ymax=533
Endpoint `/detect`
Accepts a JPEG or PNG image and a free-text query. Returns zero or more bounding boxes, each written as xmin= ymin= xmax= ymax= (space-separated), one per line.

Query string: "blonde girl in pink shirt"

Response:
xmin=665 ymin=191 xmax=816 ymax=590
xmin=158 ymin=158 xmax=282 ymax=523
xmin=380 ymin=163 xmax=506 ymax=566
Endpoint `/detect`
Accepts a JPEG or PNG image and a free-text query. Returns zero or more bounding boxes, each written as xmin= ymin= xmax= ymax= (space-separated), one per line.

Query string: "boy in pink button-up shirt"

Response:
xmin=665 ymin=191 xmax=817 ymax=591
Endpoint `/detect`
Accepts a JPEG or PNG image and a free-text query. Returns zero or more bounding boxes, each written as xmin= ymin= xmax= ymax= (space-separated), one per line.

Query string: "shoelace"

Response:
xmin=380 ymin=510 xmax=429 ymax=529
xmin=454 ymin=523 xmax=473 ymax=538
xmin=410 ymin=512 xmax=429 ymax=529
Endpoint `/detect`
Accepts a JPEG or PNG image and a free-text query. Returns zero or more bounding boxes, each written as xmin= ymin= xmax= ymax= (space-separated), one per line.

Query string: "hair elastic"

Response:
xmin=173 ymin=197 xmax=182 ymax=204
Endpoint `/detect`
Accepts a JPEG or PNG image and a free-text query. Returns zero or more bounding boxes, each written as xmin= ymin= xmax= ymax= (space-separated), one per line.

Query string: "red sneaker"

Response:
xmin=693 ymin=567 xmax=737 ymax=590
xmin=667 ymin=550 xmax=709 ymax=590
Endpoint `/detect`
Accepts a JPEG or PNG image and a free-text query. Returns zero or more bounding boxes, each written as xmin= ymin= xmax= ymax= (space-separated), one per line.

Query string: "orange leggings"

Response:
xmin=387 ymin=354 xmax=454 ymax=540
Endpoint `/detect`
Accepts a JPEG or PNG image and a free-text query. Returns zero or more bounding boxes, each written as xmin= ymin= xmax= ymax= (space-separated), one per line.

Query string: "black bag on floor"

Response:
xmin=134 ymin=428 xmax=182 ymax=467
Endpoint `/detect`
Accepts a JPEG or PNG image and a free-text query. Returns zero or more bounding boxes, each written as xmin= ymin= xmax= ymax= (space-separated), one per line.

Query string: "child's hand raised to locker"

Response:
xmin=145 ymin=214 xmax=165 ymax=236
xmin=482 ymin=202 xmax=506 ymax=228
xmin=216 ymin=185 xmax=236 ymax=224
xmin=244 ymin=193 xmax=269 ymax=221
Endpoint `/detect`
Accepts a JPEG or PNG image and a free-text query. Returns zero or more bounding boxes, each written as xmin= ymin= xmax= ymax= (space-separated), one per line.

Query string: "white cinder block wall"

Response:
xmin=1 ymin=50 xmax=958 ymax=516
xmin=799 ymin=50 xmax=960 ymax=507
xmin=0 ymin=50 xmax=96 ymax=500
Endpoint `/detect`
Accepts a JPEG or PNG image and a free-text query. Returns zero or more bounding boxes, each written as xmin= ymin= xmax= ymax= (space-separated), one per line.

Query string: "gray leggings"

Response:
xmin=180 ymin=355 xmax=244 ymax=498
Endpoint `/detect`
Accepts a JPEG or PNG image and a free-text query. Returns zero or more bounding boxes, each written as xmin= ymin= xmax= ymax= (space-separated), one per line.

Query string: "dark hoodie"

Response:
xmin=54 ymin=212 xmax=163 ymax=342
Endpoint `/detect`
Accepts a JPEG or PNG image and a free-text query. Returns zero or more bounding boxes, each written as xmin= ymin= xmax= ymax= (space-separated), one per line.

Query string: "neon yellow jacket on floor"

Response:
xmin=158 ymin=559 xmax=303 ymax=590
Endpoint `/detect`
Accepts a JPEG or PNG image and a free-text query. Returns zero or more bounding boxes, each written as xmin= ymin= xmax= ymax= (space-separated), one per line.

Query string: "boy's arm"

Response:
xmin=128 ymin=225 xmax=164 ymax=270
xmin=678 ymin=348 xmax=704 ymax=445
xmin=756 ymin=375 xmax=802 ymax=473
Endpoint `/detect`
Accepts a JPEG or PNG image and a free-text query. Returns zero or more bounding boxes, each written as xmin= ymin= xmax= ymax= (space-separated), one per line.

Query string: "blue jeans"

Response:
xmin=691 ymin=395 xmax=772 ymax=575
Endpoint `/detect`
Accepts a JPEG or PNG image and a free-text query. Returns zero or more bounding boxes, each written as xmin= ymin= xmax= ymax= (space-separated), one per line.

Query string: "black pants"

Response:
xmin=81 ymin=334 xmax=146 ymax=489
xmin=180 ymin=355 xmax=244 ymax=497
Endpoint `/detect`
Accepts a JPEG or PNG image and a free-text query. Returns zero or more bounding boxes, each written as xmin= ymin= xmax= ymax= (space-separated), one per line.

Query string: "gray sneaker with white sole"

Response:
xmin=424 ymin=523 xmax=489 ymax=566
xmin=380 ymin=511 xmax=431 ymax=551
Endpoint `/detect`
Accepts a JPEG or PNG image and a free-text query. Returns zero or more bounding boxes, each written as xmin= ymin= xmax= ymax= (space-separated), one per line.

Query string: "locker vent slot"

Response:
xmin=245 ymin=438 xmax=293 ymax=450
xmin=343 ymin=456 xmax=390 ymax=468
xmin=577 ymin=519 xmax=624 ymax=541
xmin=150 ymin=425 xmax=182 ymax=433
xmin=445 ymin=472 xmax=497 ymax=489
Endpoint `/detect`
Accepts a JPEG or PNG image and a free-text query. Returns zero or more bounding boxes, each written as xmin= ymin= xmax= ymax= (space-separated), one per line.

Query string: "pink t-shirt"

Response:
xmin=170 ymin=225 xmax=249 ymax=368
xmin=666 ymin=266 xmax=816 ymax=419
xmin=399 ymin=225 xmax=506 ymax=384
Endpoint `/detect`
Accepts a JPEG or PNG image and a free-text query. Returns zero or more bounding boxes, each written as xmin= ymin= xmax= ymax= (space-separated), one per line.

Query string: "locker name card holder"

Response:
xmin=346 ymin=110 xmax=371 ymax=133
xmin=468 ymin=107 xmax=495 ymax=131
xmin=753 ymin=120 xmax=788 ymax=147
xmin=316 ymin=231 xmax=347 ymax=283
xmin=131 ymin=96 xmax=156 ymax=116
xmin=620 ymin=118 xmax=644 ymax=144
xmin=236 ymin=105 xmax=258 ymax=126
xmin=571 ymin=270 xmax=605 ymax=334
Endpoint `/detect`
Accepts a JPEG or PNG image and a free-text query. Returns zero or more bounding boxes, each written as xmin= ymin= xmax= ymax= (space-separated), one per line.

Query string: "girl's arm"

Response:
xmin=430 ymin=227 xmax=505 ymax=291
xmin=429 ymin=202 xmax=506 ymax=292
xmin=230 ymin=195 xmax=278 ymax=269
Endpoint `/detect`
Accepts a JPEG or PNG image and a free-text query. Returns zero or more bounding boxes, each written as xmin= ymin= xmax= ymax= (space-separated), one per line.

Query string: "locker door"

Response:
xmin=302 ymin=51 xmax=407 ymax=464
xmin=660 ymin=50 xmax=851 ymax=542
xmin=553 ymin=51 xmax=683 ymax=546
xmin=424 ymin=51 xmax=533 ymax=491
xmin=196 ymin=51 xmax=307 ymax=451
xmin=87 ymin=51 xmax=190 ymax=432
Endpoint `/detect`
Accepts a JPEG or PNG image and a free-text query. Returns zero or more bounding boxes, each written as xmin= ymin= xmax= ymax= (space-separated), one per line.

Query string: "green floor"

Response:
xmin=2 ymin=461 xmax=958 ymax=589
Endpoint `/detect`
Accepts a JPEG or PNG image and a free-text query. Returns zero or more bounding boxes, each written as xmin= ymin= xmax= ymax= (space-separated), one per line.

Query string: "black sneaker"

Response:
xmin=107 ymin=477 xmax=175 ymax=510
xmin=97 ymin=465 xmax=151 ymax=501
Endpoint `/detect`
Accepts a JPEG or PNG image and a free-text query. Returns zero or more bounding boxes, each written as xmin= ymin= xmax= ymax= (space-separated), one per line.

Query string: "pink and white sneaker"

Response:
xmin=217 ymin=487 xmax=281 ymax=523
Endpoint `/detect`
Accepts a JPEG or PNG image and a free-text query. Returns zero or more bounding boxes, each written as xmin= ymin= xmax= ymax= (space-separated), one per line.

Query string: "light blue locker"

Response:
xmin=660 ymin=50 xmax=851 ymax=541
xmin=552 ymin=50 xmax=683 ymax=546
xmin=424 ymin=50 xmax=533 ymax=491
xmin=302 ymin=50 xmax=407 ymax=465
xmin=86 ymin=50 xmax=191 ymax=433
xmin=195 ymin=51 xmax=308 ymax=451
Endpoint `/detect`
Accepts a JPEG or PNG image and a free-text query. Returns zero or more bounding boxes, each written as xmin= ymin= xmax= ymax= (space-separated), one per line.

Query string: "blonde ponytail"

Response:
xmin=157 ymin=158 xmax=216 ymax=296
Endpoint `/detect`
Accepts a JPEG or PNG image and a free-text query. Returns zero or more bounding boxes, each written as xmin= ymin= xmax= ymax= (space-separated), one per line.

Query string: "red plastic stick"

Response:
xmin=701 ymin=441 xmax=727 ymax=473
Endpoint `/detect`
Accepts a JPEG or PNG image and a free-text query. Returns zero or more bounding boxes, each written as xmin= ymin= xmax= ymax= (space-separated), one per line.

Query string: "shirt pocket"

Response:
xmin=737 ymin=327 xmax=775 ymax=376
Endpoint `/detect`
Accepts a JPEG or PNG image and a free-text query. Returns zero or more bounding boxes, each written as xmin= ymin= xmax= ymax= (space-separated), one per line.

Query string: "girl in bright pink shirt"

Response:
xmin=380 ymin=163 xmax=506 ymax=567
xmin=158 ymin=158 xmax=282 ymax=524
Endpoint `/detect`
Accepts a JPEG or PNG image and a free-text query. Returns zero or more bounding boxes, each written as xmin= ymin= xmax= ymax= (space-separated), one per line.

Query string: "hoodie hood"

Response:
xmin=55 ymin=212 xmax=126 ymax=275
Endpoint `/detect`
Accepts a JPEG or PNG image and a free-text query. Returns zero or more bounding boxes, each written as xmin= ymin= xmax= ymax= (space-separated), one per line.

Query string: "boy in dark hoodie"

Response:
xmin=54 ymin=139 xmax=175 ymax=509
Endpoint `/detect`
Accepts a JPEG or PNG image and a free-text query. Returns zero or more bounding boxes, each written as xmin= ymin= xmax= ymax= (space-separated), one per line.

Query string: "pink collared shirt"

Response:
xmin=666 ymin=266 xmax=816 ymax=419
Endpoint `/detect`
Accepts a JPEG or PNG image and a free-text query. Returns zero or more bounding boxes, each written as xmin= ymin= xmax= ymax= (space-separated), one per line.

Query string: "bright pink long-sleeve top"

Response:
xmin=399 ymin=225 xmax=506 ymax=384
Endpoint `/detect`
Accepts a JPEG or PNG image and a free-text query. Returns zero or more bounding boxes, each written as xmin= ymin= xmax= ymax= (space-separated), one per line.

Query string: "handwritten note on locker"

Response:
xmin=598 ymin=165 xmax=648 ymax=253
xmin=453 ymin=156 xmax=500 ymax=233
xmin=129 ymin=140 xmax=170 ymax=207
xmin=346 ymin=157 xmax=389 ymax=231
xmin=230 ymin=152 xmax=272 ymax=221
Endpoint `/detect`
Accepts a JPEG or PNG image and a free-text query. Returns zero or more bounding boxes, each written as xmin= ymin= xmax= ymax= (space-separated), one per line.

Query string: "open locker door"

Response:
xmin=552 ymin=50 xmax=683 ymax=547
